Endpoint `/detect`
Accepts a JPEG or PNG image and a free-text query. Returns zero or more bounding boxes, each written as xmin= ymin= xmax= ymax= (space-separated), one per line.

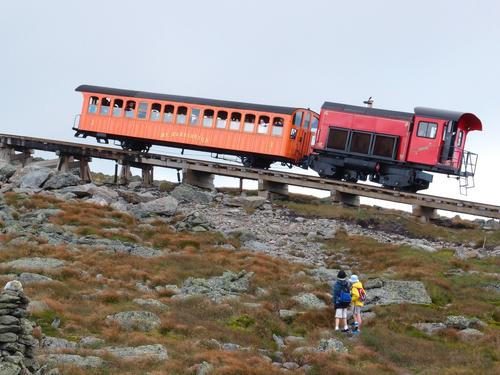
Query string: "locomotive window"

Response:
xmin=230 ymin=112 xmax=241 ymax=131
xmin=163 ymin=104 xmax=174 ymax=123
xmin=216 ymin=111 xmax=228 ymax=128
xmin=257 ymin=115 xmax=270 ymax=134
xmin=303 ymin=112 xmax=311 ymax=129
xmin=244 ymin=114 xmax=255 ymax=132
xmin=417 ymin=121 xmax=438 ymax=139
xmin=327 ymin=128 xmax=349 ymax=150
xmin=350 ymin=132 xmax=372 ymax=154
xmin=88 ymin=96 xmax=99 ymax=113
xmin=272 ymin=117 xmax=284 ymax=136
xmin=137 ymin=102 xmax=148 ymax=119
xmin=457 ymin=130 xmax=463 ymax=147
xmin=112 ymin=99 xmax=123 ymax=117
xmin=293 ymin=111 xmax=303 ymax=127
xmin=150 ymin=103 xmax=161 ymax=121
xmin=373 ymin=135 xmax=396 ymax=158
xmin=100 ymin=97 xmax=111 ymax=115
xmin=203 ymin=109 xmax=214 ymax=127
xmin=189 ymin=108 xmax=201 ymax=126
xmin=125 ymin=100 xmax=136 ymax=118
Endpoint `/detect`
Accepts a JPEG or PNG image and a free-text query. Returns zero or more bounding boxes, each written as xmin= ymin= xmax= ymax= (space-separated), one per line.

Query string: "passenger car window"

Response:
xmin=112 ymin=99 xmax=123 ymax=117
xmin=125 ymin=100 xmax=136 ymax=118
xmin=293 ymin=111 xmax=303 ymax=127
xmin=190 ymin=108 xmax=201 ymax=125
xmin=88 ymin=96 xmax=99 ymax=113
xmin=272 ymin=117 xmax=284 ymax=136
xmin=176 ymin=106 xmax=187 ymax=124
xmin=244 ymin=114 xmax=255 ymax=132
xmin=150 ymin=103 xmax=161 ymax=121
xmin=100 ymin=97 xmax=111 ymax=115
xmin=257 ymin=115 xmax=270 ymax=134
xmin=137 ymin=102 xmax=148 ymax=119
xmin=203 ymin=109 xmax=214 ymax=127
xmin=303 ymin=112 xmax=311 ymax=129
xmin=163 ymin=105 xmax=174 ymax=123
xmin=216 ymin=111 xmax=228 ymax=128
xmin=230 ymin=112 xmax=241 ymax=130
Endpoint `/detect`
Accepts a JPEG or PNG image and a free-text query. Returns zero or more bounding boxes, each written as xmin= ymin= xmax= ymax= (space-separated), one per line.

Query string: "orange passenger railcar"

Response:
xmin=74 ymin=85 xmax=319 ymax=168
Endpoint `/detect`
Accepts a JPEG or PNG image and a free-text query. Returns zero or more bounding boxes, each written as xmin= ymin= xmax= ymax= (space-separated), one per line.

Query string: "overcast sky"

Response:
xmin=1 ymin=0 xmax=499 ymax=208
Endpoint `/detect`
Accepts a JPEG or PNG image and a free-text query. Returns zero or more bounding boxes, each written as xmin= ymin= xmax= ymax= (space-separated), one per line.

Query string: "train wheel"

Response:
xmin=121 ymin=140 xmax=151 ymax=153
xmin=241 ymin=155 xmax=272 ymax=169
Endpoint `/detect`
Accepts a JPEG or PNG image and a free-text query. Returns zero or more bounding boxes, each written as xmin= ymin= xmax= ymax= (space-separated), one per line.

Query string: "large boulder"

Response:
xmin=87 ymin=185 xmax=119 ymax=205
xmin=224 ymin=195 xmax=267 ymax=209
xmin=10 ymin=166 xmax=53 ymax=189
xmin=170 ymin=184 xmax=213 ymax=204
xmin=43 ymin=172 xmax=81 ymax=190
xmin=38 ymin=354 xmax=104 ymax=368
xmin=138 ymin=196 xmax=178 ymax=216
xmin=105 ymin=311 xmax=161 ymax=332
xmin=41 ymin=336 xmax=78 ymax=351
xmin=364 ymin=279 xmax=432 ymax=306
xmin=317 ymin=338 xmax=348 ymax=353
xmin=117 ymin=190 xmax=156 ymax=204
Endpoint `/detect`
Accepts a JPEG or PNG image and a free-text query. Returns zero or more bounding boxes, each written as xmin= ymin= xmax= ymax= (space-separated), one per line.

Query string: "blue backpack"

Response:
xmin=339 ymin=285 xmax=352 ymax=304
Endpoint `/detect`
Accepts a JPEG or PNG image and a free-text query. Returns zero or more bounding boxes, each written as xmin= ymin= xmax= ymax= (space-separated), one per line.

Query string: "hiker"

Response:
xmin=332 ymin=270 xmax=351 ymax=332
xmin=350 ymin=274 xmax=366 ymax=333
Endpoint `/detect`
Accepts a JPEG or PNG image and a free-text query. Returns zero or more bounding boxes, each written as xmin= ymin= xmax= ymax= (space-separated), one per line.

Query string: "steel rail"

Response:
xmin=1 ymin=133 xmax=499 ymax=219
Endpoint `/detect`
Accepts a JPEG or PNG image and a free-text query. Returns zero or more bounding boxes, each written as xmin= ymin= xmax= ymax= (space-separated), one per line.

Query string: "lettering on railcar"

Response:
xmin=160 ymin=132 xmax=209 ymax=144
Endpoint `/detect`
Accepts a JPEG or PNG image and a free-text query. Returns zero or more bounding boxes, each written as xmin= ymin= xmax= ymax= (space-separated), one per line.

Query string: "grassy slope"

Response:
xmin=0 ymin=192 xmax=498 ymax=374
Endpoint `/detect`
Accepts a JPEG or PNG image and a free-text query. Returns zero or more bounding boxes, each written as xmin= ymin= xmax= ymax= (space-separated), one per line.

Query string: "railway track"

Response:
xmin=1 ymin=133 xmax=499 ymax=219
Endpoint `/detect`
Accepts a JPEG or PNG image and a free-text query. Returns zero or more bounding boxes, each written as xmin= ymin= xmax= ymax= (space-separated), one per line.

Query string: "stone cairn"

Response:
xmin=0 ymin=281 xmax=45 ymax=375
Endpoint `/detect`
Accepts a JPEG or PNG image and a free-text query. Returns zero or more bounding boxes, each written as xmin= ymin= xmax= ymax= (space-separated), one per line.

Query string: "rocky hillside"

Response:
xmin=0 ymin=163 xmax=499 ymax=374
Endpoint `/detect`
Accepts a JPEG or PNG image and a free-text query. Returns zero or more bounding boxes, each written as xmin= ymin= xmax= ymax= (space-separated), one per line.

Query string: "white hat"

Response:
xmin=349 ymin=275 xmax=359 ymax=283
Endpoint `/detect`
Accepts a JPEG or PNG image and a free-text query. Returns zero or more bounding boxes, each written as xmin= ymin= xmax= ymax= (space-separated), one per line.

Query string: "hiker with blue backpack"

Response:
xmin=332 ymin=270 xmax=351 ymax=332
xmin=349 ymin=274 xmax=366 ymax=334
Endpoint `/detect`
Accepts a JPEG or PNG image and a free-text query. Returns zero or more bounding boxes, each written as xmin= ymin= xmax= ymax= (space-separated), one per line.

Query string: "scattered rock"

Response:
xmin=412 ymin=322 xmax=446 ymax=335
xmin=317 ymin=338 xmax=348 ymax=353
xmin=41 ymin=336 xmax=78 ymax=351
xmin=39 ymin=354 xmax=104 ymax=368
xmin=15 ymin=273 xmax=54 ymax=284
xmin=283 ymin=362 xmax=300 ymax=370
xmin=102 ymin=344 xmax=168 ymax=361
xmin=138 ymin=196 xmax=178 ymax=216
xmin=0 ymin=162 xmax=17 ymax=182
xmin=364 ymin=279 xmax=432 ymax=306
xmin=194 ymin=361 xmax=214 ymax=375
xmin=11 ymin=166 xmax=53 ymax=189
xmin=3 ymin=258 xmax=65 ymax=271
xmin=292 ymin=293 xmax=326 ymax=310
xmin=444 ymin=315 xmax=485 ymax=330
xmin=308 ymin=267 xmax=340 ymax=283
xmin=224 ymin=195 xmax=267 ymax=209
xmin=105 ymin=311 xmax=161 ymax=332
xmin=79 ymin=336 xmax=105 ymax=348
xmin=133 ymin=298 xmax=167 ymax=310
xmin=457 ymin=328 xmax=484 ymax=340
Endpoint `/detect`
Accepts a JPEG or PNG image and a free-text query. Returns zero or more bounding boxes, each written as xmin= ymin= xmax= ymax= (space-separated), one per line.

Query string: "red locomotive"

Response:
xmin=74 ymin=85 xmax=482 ymax=192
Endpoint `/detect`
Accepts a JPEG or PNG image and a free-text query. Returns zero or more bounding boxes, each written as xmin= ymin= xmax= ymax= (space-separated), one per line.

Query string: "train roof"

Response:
xmin=76 ymin=85 xmax=298 ymax=115
xmin=321 ymin=102 xmax=414 ymax=121
xmin=415 ymin=107 xmax=482 ymax=131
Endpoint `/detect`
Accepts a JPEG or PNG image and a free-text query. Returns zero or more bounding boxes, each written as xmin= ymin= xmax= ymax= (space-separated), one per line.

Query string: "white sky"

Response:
xmin=1 ymin=0 xmax=499 ymax=209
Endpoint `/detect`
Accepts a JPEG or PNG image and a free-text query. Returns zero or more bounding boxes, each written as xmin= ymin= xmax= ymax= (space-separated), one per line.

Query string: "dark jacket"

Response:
xmin=332 ymin=279 xmax=350 ymax=309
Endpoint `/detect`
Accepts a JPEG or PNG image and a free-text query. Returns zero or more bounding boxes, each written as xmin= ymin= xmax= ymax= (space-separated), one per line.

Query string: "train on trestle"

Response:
xmin=73 ymin=85 xmax=482 ymax=192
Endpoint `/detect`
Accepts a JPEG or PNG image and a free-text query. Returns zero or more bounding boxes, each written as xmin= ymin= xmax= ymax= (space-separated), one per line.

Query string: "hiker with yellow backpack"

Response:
xmin=349 ymin=274 xmax=366 ymax=334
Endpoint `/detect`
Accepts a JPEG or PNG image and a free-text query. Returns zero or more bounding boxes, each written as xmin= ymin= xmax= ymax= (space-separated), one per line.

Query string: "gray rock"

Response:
xmin=101 ymin=344 xmax=168 ymax=361
xmin=117 ymin=190 xmax=155 ymax=204
xmin=0 ymin=332 xmax=18 ymax=343
xmin=105 ymin=311 xmax=161 ymax=332
xmin=196 ymin=361 xmax=214 ymax=375
xmin=412 ymin=322 xmax=446 ymax=335
xmin=0 ymin=362 xmax=21 ymax=375
xmin=364 ymin=280 xmax=432 ymax=306
xmin=175 ymin=270 xmax=254 ymax=303
xmin=272 ymin=334 xmax=285 ymax=349
xmin=0 ymin=162 xmax=17 ymax=182
xmin=242 ymin=240 xmax=270 ymax=252
xmin=139 ymin=196 xmax=178 ymax=216
xmin=457 ymin=328 xmax=484 ymax=340
xmin=285 ymin=336 xmax=305 ymax=345
xmin=11 ymin=166 xmax=53 ymax=189
xmin=87 ymin=185 xmax=119 ymax=204
xmin=38 ymin=354 xmax=104 ymax=368
xmin=283 ymin=362 xmax=300 ymax=370
xmin=43 ymin=172 xmax=81 ymax=190
xmin=279 ymin=309 xmax=298 ymax=320
xmin=317 ymin=338 xmax=348 ymax=353
xmin=79 ymin=336 xmax=105 ymax=348
xmin=133 ymin=298 xmax=167 ymax=310
xmin=76 ymin=237 xmax=163 ymax=258
xmin=171 ymin=184 xmax=212 ymax=204
xmin=16 ymin=273 xmax=53 ymax=284
xmin=3 ymin=258 xmax=65 ymax=271
xmin=292 ymin=293 xmax=327 ymax=310
xmin=410 ymin=240 xmax=437 ymax=253
xmin=222 ymin=343 xmax=241 ymax=351
xmin=41 ymin=336 xmax=78 ymax=351
xmin=444 ymin=315 xmax=484 ymax=330
xmin=308 ymin=267 xmax=340 ymax=282
xmin=224 ymin=196 xmax=266 ymax=208
xmin=57 ymin=183 xmax=94 ymax=198
xmin=0 ymin=315 xmax=18 ymax=325
xmin=27 ymin=300 xmax=50 ymax=314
